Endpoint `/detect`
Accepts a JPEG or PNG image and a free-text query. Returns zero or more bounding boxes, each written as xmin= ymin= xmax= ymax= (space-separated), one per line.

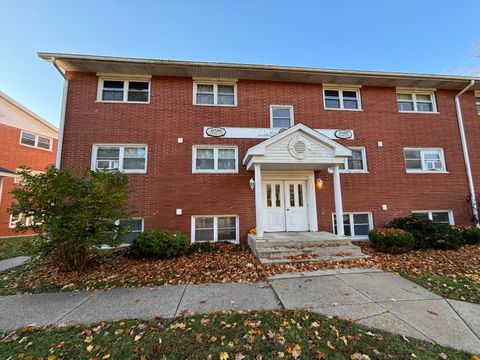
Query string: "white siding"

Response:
xmin=263 ymin=132 xmax=333 ymax=162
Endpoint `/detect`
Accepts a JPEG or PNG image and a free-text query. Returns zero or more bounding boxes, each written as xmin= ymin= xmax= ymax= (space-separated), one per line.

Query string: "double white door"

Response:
xmin=263 ymin=181 xmax=309 ymax=232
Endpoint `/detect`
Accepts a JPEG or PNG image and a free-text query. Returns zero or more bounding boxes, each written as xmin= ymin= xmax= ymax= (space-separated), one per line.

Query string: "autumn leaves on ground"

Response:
xmin=0 ymin=310 xmax=473 ymax=360
xmin=1 ymin=242 xmax=479 ymax=304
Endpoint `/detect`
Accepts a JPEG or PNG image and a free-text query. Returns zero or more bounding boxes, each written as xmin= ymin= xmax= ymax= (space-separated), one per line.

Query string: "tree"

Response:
xmin=9 ymin=166 xmax=131 ymax=271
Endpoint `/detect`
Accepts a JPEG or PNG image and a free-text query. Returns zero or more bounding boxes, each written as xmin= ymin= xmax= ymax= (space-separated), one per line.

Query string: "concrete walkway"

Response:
xmin=0 ymin=268 xmax=479 ymax=354
xmin=0 ymin=256 xmax=29 ymax=272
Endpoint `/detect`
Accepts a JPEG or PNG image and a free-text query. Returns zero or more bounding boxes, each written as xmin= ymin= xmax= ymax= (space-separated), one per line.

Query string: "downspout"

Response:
xmin=51 ymin=57 xmax=68 ymax=169
xmin=454 ymin=80 xmax=478 ymax=226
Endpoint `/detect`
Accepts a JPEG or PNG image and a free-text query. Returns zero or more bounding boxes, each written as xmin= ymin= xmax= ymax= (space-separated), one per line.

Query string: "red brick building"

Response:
xmin=39 ymin=53 xmax=480 ymax=244
xmin=0 ymin=91 xmax=58 ymax=237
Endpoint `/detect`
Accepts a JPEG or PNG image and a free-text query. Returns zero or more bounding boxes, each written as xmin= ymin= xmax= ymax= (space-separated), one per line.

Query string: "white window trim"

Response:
xmin=14 ymin=169 xmax=44 ymax=185
xmin=9 ymin=213 xmax=33 ymax=229
xmin=411 ymin=210 xmax=454 ymax=225
xmin=19 ymin=130 xmax=53 ymax=151
xmin=396 ymin=89 xmax=438 ymax=113
xmin=331 ymin=212 xmax=373 ymax=240
xmin=323 ymin=85 xmax=363 ymax=111
xmin=475 ymin=91 xmax=480 ymax=115
xmin=91 ymin=144 xmax=148 ymax=174
xmin=403 ymin=147 xmax=447 ymax=173
xmin=192 ymin=80 xmax=237 ymax=107
xmin=328 ymin=147 xmax=368 ymax=173
xmin=269 ymin=105 xmax=294 ymax=128
xmin=192 ymin=145 xmax=238 ymax=174
xmin=96 ymin=78 xmax=151 ymax=104
xmin=191 ymin=215 xmax=240 ymax=244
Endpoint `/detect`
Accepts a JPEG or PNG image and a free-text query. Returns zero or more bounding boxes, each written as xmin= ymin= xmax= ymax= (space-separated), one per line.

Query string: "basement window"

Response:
xmin=117 ymin=218 xmax=144 ymax=244
xmin=411 ymin=210 xmax=454 ymax=225
xmin=98 ymin=79 xmax=150 ymax=103
xmin=332 ymin=212 xmax=373 ymax=239
xmin=192 ymin=215 xmax=239 ymax=243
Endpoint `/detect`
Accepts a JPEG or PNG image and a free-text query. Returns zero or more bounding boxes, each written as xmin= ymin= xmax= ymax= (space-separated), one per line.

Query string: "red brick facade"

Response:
xmin=60 ymin=71 xmax=480 ymax=243
xmin=0 ymin=123 xmax=57 ymax=236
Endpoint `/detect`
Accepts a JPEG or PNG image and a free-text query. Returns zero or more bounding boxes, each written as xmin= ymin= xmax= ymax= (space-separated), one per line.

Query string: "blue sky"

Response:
xmin=1 ymin=0 xmax=479 ymax=127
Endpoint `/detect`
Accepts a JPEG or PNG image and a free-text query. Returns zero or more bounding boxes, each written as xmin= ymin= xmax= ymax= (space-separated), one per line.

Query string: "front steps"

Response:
xmin=248 ymin=231 xmax=368 ymax=264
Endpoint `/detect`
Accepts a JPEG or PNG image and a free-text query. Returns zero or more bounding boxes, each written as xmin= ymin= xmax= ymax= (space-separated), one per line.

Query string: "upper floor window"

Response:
xmin=397 ymin=90 xmax=437 ymax=113
xmin=475 ymin=91 xmax=480 ymax=114
xmin=19 ymin=131 xmax=52 ymax=151
xmin=97 ymin=78 xmax=150 ymax=103
xmin=323 ymin=87 xmax=362 ymax=110
xmin=412 ymin=210 xmax=454 ymax=225
xmin=403 ymin=148 xmax=446 ymax=173
xmin=92 ymin=145 xmax=147 ymax=174
xmin=270 ymin=105 xmax=294 ymax=128
xmin=193 ymin=81 xmax=236 ymax=106
xmin=192 ymin=146 xmax=238 ymax=173
xmin=339 ymin=147 xmax=367 ymax=172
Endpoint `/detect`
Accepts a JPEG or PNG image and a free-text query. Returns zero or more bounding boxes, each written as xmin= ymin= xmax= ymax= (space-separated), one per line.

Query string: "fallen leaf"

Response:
xmin=86 ymin=345 xmax=93 ymax=352
xmin=235 ymin=353 xmax=245 ymax=360
xmin=327 ymin=340 xmax=335 ymax=350
xmin=219 ymin=352 xmax=229 ymax=360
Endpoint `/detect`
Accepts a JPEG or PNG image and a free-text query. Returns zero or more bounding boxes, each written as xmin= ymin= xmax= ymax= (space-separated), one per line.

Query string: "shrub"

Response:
xmin=131 ymin=230 xmax=189 ymax=258
xmin=9 ymin=166 xmax=130 ymax=271
xmin=454 ymin=226 xmax=480 ymax=245
xmin=368 ymin=228 xmax=415 ymax=254
xmin=386 ymin=216 xmax=465 ymax=250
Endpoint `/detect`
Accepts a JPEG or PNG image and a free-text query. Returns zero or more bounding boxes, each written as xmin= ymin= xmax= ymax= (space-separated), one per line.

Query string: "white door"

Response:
xmin=263 ymin=180 xmax=309 ymax=232
xmin=264 ymin=182 xmax=286 ymax=232
xmin=284 ymin=181 xmax=309 ymax=231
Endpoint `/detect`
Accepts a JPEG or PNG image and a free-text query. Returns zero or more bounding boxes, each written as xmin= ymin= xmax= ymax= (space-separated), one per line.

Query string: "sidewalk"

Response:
xmin=1 ymin=268 xmax=479 ymax=354
xmin=0 ymin=256 xmax=29 ymax=272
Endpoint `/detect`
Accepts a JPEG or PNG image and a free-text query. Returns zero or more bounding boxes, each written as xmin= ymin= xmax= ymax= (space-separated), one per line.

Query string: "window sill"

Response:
xmin=398 ymin=111 xmax=440 ymax=114
xmin=193 ymin=103 xmax=237 ymax=108
xmin=324 ymin=107 xmax=363 ymax=112
xmin=406 ymin=170 xmax=448 ymax=174
xmin=19 ymin=143 xmax=52 ymax=152
xmin=328 ymin=169 xmax=368 ymax=174
xmin=192 ymin=170 xmax=239 ymax=174
xmin=95 ymin=100 xmax=150 ymax=105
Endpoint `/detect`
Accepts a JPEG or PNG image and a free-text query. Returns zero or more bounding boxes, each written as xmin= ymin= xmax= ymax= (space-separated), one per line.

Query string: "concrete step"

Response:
xmin=254 ymin=239 xmax=352 ymax=249
xmin=256 ymin=245 xmax=364 ymax=259
xmin=258 ymin=254 xmax=368 ymax=264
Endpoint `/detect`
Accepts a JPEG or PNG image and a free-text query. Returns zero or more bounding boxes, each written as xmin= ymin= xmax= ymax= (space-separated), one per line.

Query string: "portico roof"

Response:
xmin=243 ymin=123 xmax=352 ymax=171
xmin=0 ymin=167 xmax=16 ymax=178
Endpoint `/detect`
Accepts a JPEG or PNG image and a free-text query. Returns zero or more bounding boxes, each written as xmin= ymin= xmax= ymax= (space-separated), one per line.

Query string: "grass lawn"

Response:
xmin=0 ymin=236 xmax=33 ymax=261
xmin=0 ymin=310 xmax=473 ymax=359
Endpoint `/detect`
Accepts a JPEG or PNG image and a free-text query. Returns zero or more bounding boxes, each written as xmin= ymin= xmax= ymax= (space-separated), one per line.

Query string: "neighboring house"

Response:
xmin=0 ymin=91 xmax=58 ymax=236
xmin=39 ymin=53 xmax=480 ymax=245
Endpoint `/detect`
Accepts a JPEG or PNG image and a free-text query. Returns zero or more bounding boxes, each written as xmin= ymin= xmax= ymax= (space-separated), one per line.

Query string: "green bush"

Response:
xmin=131 ymin=230 xmax=189 ymax=258
xmin=454 ymin=226 xmax=480 ymax=245
xmin=368 ymin=228 xmax=415 ymax=254
xmin=386 ymin=216 xmax=465 ymax=250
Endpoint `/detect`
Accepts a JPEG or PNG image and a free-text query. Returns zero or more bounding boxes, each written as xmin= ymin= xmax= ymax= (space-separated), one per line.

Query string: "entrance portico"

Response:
xmin=243 ymin=123 xmax=352 ymax=238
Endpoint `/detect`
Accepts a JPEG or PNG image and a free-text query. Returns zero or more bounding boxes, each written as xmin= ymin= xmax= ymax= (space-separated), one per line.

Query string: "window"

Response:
xmin=92 ymin=145 xmax=147 ymax=173
xmin=475 ymin=92 xmax=480 ymax=114
xmin=270 ymin=105 xmax=294 ymax=128
xmin=193 ymin=146 xmax=238 ymax=173
xmin=98 ymin=79 xmax=150 ymax=103
xmin=412 ymin=211 xmax=454 ymax=225
xmin=117 ymin=218 xmax=144 ymax=244
xmin=397 ymin=91 xmax=437 ymax=112
xmin=192 ymin=215 xmax=238 ymax=243
xmin=339 ymin=147 xmax=367 ymax=172
xmin=14 ymin=169 xmax=44 ymax=185
xmin=403 ymin=148 xmax=446 ymax=172
xmin=9 ymin=214 xmax=33 ymax=229
xmin=193 ymin=82 xmax=236 ymax=106
xmin=332 ymin=212 xmax=373 ymax=239
xmin=323 ymin=87 xmax=361 ymax=110
xmin=20 ymin=131 xmax=52 ymax=151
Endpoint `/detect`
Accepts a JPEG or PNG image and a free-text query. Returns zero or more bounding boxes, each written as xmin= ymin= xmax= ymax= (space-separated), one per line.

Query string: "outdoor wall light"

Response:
xmin=315 ymin=178 xmax=323 ymax=190
xmin=249 ymin=178 xmax=255 ymax=190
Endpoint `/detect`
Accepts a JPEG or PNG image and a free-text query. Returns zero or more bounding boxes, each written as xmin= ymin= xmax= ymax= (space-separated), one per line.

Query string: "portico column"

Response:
xmin=254 ymin=164 xmax=264 ymax=239
xmin=332 ymin=165 xmax=345 ymax=237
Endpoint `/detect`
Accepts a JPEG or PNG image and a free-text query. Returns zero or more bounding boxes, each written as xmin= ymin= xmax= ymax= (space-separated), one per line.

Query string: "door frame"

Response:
xmin=261 ymin=170 xmax=318 ymax=233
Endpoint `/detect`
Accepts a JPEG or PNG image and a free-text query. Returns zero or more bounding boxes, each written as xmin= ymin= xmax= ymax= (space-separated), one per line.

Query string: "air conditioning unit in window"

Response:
xmin=96 ymin=160 xmax=119 ymax=171
xmin=426 ymin=161 xmax=441 ymax=171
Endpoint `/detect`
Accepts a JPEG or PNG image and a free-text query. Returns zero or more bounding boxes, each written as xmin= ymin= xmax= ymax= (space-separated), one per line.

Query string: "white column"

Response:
xmin=254 ymin=164 xmax=264 ymax=238
xmin=332 ymin=165 xmax=345 ymax=236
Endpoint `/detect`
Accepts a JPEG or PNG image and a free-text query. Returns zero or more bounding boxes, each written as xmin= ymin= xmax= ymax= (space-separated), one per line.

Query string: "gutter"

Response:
xmin=51 ymin=57 xmax=68 ymax=169
xmin=454 ymin=80 xmax=478 ymax=226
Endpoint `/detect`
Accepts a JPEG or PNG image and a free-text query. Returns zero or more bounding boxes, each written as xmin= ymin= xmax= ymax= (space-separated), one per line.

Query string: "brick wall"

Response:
xmin=0 ymin=123 xmax=57 ymax=236
xmin=61 ymin=72 xmax=479 ymax=243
